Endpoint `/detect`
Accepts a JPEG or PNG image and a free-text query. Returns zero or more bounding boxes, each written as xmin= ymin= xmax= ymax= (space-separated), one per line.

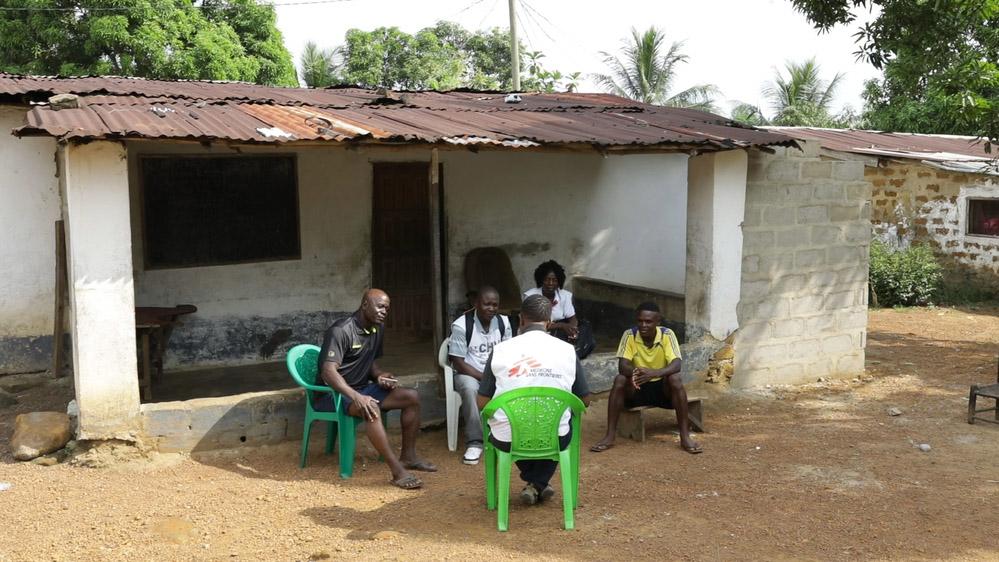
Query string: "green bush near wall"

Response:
xmin=869 ymin=240 xmax=942 ymax=307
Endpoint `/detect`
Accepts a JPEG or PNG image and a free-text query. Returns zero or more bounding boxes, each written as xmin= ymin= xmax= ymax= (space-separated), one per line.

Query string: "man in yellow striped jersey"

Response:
xmin=590 ymin=302 xmax=702 ymax=454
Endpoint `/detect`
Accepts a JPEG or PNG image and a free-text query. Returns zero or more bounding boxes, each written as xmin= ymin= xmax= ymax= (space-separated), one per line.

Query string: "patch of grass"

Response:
xmin=869 ymin=240 xmax=942 ymax=307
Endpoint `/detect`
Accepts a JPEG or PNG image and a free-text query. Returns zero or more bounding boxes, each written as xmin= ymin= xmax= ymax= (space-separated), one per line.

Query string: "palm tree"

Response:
xmin=730 ymin=102 xmax=770 ymax=127
xmin=763 ymin=58 xmax=844 ymax=126
xmin=299 ymin=41 xmax=337 ymax=88
xmin=592 ymin=26 xmax=720 ymax=111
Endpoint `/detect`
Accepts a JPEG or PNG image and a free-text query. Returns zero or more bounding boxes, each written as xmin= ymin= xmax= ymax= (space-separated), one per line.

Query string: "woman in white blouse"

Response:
xmin=523 ymin=260 xmax=579 ymax=340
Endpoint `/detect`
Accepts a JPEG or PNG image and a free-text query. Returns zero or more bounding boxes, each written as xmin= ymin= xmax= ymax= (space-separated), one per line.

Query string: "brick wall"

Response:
xmin=733 ymin=142 xmax=871 ymax=387
xmin=868 ymin=161 xmax=999 ymax=294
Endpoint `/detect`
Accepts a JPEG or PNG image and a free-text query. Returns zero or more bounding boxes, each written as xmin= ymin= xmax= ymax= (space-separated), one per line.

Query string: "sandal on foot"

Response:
xmin=682 ymin=444 xmax=704 ymax=454
xmin=391 ymin=474 xmax=423 ymax=490
xmin=589 ymin=442 xmax=613 ymax=453
xmin=403 ymin=460 xmax=438 ymax=472
xmin=519 ymin=485 xmax=539 ymax=506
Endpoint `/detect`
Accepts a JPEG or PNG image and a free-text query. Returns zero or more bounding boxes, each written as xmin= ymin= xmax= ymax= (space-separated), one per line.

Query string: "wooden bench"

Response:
xmin=616 ymin=398 xmax=705 ymax=442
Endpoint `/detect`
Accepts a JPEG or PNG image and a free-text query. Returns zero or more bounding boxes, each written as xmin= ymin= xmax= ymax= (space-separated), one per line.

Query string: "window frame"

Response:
xmin=139 ymin=153 xmax=302 ymax=271
xmin=966 ymin=197 xmax=999 ymax=239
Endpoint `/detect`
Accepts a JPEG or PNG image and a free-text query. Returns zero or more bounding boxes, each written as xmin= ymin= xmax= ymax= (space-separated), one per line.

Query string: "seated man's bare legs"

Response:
xmin=591 ymin=374 xmax=635 ymax=452
xmin=347 ymin=400 xmax=420 ymax=489
xmin=665 ymin=372 xmax=701 ymax=453
xmin=380 ymin=387 xmax=438 ymax=472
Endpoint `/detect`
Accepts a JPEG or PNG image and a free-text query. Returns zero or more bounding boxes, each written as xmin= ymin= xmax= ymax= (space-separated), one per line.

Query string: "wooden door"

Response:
xmin=372 ymin=162 xmax=433 ymax=336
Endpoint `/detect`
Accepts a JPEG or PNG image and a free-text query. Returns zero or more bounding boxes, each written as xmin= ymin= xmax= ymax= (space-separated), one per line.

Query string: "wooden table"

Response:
xmin=135 ymin=305 xmax=197 ymax=401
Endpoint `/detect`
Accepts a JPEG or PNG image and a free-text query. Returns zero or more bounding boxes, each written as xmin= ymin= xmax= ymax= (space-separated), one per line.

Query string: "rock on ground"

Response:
xmin=11 ymin=411 xmax=72 ymax=461
xmin=0 ymin=388 xmax=17 ymax=407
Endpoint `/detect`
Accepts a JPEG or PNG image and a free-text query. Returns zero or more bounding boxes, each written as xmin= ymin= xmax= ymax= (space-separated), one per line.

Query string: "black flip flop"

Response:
xmin=403 ymin=460 xmax=439 ymax=472
xmin=391 ymin=474 xmax=423 ymax=490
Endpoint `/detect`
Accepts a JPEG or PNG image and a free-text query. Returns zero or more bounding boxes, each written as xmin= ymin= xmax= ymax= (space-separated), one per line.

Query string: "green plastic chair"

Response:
xmin=481 ymin=387 xmax=586 ymax=531
xmin=286 ymin=344 xmax=385 ymax=478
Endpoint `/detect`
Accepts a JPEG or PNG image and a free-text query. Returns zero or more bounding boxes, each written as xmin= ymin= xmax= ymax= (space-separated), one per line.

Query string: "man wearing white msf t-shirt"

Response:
xmin=477 ymin=294 xmax=591 ymax=505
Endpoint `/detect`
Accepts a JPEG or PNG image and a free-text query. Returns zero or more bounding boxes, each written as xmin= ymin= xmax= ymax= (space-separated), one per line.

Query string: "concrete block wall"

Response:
xmin=734 ymin=142 xmax=871 ymax=387
xmin=868 ymin=161 xmax=999 ymax=295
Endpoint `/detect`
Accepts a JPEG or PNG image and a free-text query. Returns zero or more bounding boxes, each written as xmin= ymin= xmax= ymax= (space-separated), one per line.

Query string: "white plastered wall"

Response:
xmin=128 ymin=142 xmax=371 ymax=320
xmin=61 ymin=141 xmax=141 ymax=437
xmin=123 ymin=143 xmax=689 ymax=368
xmin=686 ymin=150 xmax=747 ymax=340
xmin=443 ymin=150 xmax=688 ymax=303
xmin=0 ymin=105 xmax=61 ymax=373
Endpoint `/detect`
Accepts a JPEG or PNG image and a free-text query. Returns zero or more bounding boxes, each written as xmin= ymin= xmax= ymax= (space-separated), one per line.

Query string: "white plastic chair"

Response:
xmin=438 ymin=337 xmax=461 ymax=452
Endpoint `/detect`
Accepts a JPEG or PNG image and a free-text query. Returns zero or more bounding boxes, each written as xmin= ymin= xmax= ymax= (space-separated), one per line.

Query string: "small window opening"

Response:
xmin=968 ymin=199 xmax=999 ymax=237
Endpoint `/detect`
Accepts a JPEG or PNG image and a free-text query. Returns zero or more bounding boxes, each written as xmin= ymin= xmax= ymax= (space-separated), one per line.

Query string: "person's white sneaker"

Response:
xmin=462 ymin=445 xmax=483 ymax=465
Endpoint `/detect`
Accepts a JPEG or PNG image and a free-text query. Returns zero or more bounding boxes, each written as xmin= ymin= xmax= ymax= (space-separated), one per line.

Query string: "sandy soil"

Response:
xmin=2 ymin=306 xmax=999 ymax=561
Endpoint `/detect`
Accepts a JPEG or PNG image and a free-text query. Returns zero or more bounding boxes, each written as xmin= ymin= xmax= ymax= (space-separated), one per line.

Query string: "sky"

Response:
xmin=271 ymin=0 xmax=881 ymax=117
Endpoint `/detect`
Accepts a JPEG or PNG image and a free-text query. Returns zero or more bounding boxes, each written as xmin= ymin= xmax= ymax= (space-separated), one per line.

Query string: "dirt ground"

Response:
xmin=2 ymin=306 xmax=999 ymax=561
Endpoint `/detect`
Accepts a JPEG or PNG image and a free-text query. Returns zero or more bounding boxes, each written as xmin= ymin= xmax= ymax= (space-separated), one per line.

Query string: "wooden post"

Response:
xmin=52 ymin=219 xmax=67 ymax=378
xmin=429 ymin=148 xmax=445 ymax=398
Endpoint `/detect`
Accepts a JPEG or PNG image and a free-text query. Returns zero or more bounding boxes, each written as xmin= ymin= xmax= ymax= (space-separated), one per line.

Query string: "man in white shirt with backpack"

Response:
xmin=448 ymin=286 xmax=514 ymax=465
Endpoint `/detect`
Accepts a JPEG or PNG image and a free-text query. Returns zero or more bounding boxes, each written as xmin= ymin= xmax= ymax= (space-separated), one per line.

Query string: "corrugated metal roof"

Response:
xmin=3 ymin=73 xmax=794 ymax=151
xmin=769 ymin=127 xmax=994 ymax=162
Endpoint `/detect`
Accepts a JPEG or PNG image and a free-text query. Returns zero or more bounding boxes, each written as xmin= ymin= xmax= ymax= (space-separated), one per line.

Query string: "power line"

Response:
xmin=448 ymin=0 xmax=490 ymax=19
xmin=515 ymin=8 xmax=533 ymax=51
xmin=519 ymin=0 xmax=553 ymax=43
xmin=0 ymin=0 xmax=361 ymax=12
xmin=477 ymin=0 xmax=499 ymax=28
xmin=520 ymin=0 xmax=557 ymax=32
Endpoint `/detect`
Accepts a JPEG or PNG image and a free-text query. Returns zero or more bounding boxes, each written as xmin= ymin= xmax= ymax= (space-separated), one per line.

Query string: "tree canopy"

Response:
xmin=791 ymin=0 xmax=999 ymax=149
xmin=730 ymin=58 xmax=857 ymax=128
xmin=763 ymin=58 xmax=850 ymax=127
xmin=301 ymin=21 xmax=577 ymax=92
xmin=592 ymin=27 xmax=720 ymax=111
xmin=0 ymin=0 xmax=298 ymax=86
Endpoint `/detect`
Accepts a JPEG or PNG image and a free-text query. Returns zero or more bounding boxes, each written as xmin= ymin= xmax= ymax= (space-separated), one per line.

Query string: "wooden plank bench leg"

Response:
xmin=616 ymin=408 xmax=646 ymax=442
xmin=968 ymin=385 xmax=979 ymax=424
xmin=616 ymin=399 xmax=706 ymax=442
xmin=687 ymin=399 xmax=705 ymax=433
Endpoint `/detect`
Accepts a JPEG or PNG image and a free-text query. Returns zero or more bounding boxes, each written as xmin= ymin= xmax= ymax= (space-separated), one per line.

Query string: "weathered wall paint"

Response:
xmin=62 ymin=141 xmax=141 ymax=437
xmin=124 ymin=143 xmax=690 ymax=369
xmin=0 ymin=106 xmax=61 ymax=374
xmin=126 ymin=142 xmax=373 ymax=369
xmin=4 ymin=126 xmax=693 ymax=375
xmin=686 ymin=150 xmax=747 ymax=341
xmin=867 ymin=161 xmax=999 ymax=294
xmin=443 ymin=150 xmax=688 ymax=304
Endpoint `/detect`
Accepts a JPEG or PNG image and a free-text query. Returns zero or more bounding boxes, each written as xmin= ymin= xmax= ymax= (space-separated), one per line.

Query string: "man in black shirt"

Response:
xmin=318 ymin=288 xmax=437 ymax=489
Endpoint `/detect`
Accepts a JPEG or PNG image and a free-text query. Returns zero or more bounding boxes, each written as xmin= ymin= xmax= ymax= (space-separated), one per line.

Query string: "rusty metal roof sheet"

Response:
xmin=769 ymin=127 xmax=994 ymax=162
xmin=3 ymin=73 xmax=794 ymax=151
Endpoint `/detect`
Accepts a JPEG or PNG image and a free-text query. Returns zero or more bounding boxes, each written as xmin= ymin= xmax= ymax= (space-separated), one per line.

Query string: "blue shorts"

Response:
xmin=314 ymin=382 xmax=390 ymax=413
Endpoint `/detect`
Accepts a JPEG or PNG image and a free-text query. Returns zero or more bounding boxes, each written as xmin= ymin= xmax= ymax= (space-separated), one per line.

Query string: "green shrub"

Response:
xmin=869 ymin=240 xmax=942 ymax=307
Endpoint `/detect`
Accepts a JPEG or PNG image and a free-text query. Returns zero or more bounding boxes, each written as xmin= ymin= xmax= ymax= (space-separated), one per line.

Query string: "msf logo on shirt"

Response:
xmin=473 ymin=340 xmax=500 ymax=355
xmin=507 ymin=356 xmax=542 ymax=377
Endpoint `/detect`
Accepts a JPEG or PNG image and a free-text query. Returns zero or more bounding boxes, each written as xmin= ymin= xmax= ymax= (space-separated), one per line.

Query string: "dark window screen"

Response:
xmin=141 ymin=156 xmax=300 ymax=268
xmin=968 ymin=199 xmax=999 ymax=237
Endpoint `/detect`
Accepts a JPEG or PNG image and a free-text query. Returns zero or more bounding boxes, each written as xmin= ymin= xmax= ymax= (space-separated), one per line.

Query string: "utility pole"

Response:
xmin=508 ymin=0 xmax=520 ymax=91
